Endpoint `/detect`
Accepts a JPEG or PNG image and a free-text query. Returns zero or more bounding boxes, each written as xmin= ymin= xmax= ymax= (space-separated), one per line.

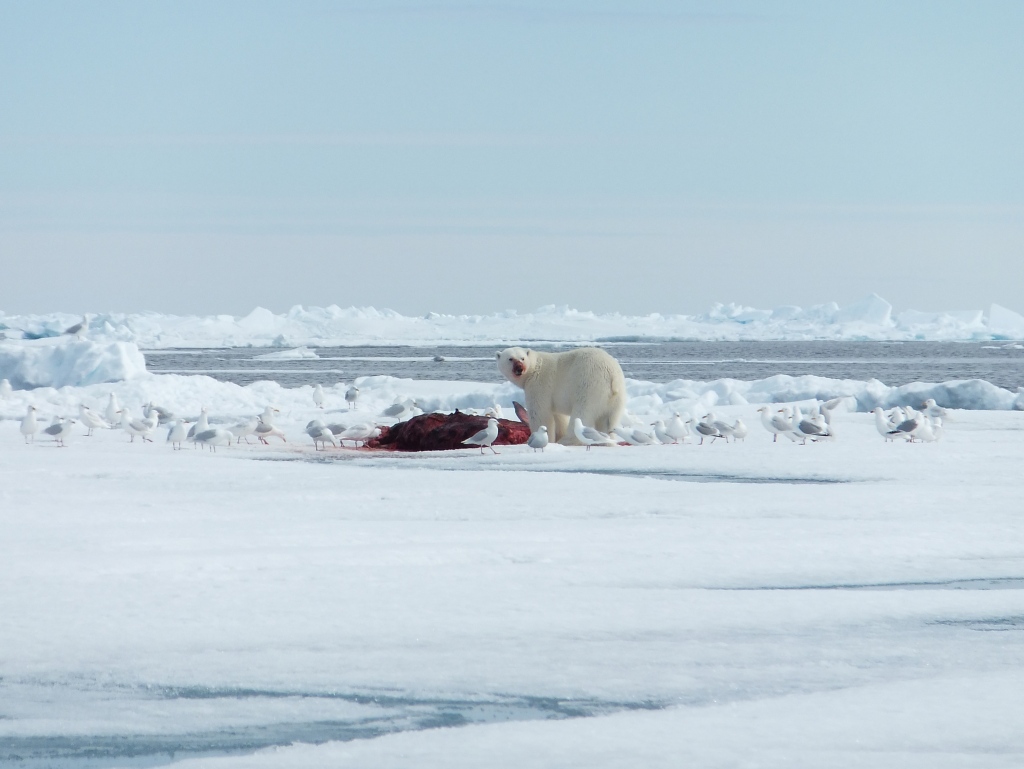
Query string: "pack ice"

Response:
xmin=2 ymin=294 xmax=1023 ymax=348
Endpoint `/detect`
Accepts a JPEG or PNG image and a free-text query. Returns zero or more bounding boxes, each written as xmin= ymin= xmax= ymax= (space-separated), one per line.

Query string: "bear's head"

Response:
xmin=496 ymin=347 xmax=530 ymax=384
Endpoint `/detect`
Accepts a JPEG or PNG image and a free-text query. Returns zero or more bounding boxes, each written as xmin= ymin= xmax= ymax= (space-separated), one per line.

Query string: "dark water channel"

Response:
xmin=0 ymin=687 xmax=662 ymax=769
xmin=145 ymin=341 xmax=1024 ymax=389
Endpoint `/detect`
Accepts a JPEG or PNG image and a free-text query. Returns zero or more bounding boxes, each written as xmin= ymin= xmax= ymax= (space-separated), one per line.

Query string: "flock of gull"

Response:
xmin=463 ymin=396 xmax=951 ymax=453
xmin=8 ymin=375 xmax=951 ymax=452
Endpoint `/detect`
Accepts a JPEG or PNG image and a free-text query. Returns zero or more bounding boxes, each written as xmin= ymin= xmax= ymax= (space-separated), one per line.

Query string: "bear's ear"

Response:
xmin=495 ymin=351 xmax=501 ymax=359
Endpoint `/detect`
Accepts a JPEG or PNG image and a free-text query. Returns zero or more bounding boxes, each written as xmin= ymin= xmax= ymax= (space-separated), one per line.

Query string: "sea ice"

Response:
xmin=2 ymin=406 xmax=1023 ymax=767
xmin=2 ymin=294 xmax=1021 ymax=349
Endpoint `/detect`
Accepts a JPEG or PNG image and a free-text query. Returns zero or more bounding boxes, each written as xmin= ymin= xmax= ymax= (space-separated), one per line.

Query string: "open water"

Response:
xmin=145 ymin=341 xmax=1024 ymax=390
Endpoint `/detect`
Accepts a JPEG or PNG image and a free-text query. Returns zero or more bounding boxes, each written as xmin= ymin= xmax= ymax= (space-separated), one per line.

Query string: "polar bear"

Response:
xmin=497 ymin=346 xmax=626 ymax=445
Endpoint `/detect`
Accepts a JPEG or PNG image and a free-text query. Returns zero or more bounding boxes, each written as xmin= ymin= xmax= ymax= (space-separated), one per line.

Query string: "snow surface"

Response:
xmin=3 ymin=396 xmax=1024 ymax=767
xmin=2 ymin=295 xmax=1024 ymax=348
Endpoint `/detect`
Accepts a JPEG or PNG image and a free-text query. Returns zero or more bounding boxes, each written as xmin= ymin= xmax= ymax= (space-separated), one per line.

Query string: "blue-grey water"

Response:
xmin=145 ymin=341 xmax=1024 ymax=390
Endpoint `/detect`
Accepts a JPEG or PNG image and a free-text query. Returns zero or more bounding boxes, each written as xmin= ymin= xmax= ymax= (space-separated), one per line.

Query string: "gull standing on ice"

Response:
xmin=78 ymin=405 xmax=111 ymax=436
xmin=613 ymin=428 xmax=642 ymax=446
xmin=338 ymin=423 xmax=378 ymax=447
xmin=708 ymin=413 xmax=736 ymax=442
xmin=527 ymin=425 xmax=549 ymax=452
xmin=255 ymin=418 xmax=287 ymax=444
xmin=0 ymin=378 xmax=11 ymax=397
xmin=312 ymin=384 xmax=325 ymax=409
xmin=105 ymin=394 xmax=121 ymax=428
xmin=628 ymin=427 xmax=658 ymax=445
xmin=873 ymin=408 xmax=901 ymax=441
xmin=193 ymin=428 xmax=234 ymax=452
xmin=230 ymin=415 xmax=259 ymax=444
xmin=345 ymin=385 xmax=359 ymax=410
xmin=20 ymin=405 xmax=39 ymax=443
xmin=305 ymin=420 xmax=337 ymax=450
xmin=731 ymin=418 xmax=748 ymax=442
xmin=572 ymin=418 xmax=615 ymax=451
xmin=888 ymin=413 xmax=923 ymax=442
xmin=144 ymin=403 xmax=175 ymax=425
xmin=665 ymin=412 xmax=691 ymax=443
xmin=914 ymin=415 xmax=937 ymax=443
xmin=120 ymin=409 xmax=159 ymax=443
xmin=166 ymin=418 xmax=187 ymax=450
xmin=694 ymin=416 xmax=720 ymax=445
xmin=791 ymin=406 xmax=830 ymax=444
xmin=463 ymin=417 xmax=500 ymax=454
xmin=759 ymin=406 xmax=796 ymax=442
xmin=187 ymin=407 xmax=210 ymax=447
xmin=44 ymin=417 xmax=76 ymax=447
xmin=651 ymin=420 xmax=672 ymax=445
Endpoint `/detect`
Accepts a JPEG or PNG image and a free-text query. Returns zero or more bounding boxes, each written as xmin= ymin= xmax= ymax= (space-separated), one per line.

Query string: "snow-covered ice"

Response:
xmin=1 ymin=371 xmax=1021 ymax=433
xmin=252 ymin=346 xmax=320 ymax=361
xmin=3 ymin=294 xmax=1024 ymax=348
xmin=0 ymin=337 xmax=146 ymax=389
xmin=2 ymin=379 xmax=1024 ymax=767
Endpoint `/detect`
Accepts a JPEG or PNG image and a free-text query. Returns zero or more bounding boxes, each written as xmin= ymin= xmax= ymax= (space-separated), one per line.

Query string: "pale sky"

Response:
xmin=2 ymin=0 xmax=1023 ymax=316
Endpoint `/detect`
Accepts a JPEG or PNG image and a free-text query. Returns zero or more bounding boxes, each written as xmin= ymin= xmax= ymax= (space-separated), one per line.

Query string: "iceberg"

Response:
xmin=833 ymin=293 xmax=892 ymax=325
xmin=988 ymin=304 xmax=1024 ymax=338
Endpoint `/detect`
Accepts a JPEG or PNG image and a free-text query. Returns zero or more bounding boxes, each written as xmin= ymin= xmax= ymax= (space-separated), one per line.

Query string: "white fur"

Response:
xmin=497 ymin=346 xmax=626 ymax=445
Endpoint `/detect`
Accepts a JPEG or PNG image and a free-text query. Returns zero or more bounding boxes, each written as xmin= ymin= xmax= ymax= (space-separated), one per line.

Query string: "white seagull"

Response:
xmin=652 ymin=420 xmax=674 ymax=445
xmin=345 ymin=386 xmax=360 ymax=410
xmin=120 ymin=409 xmax=159 ymax=443
xmin=20 ymin=405 xmax=39 ymax=443
xmin=694 ymin=415 xmax=721 ymax=445
xmin=230 ymin=415 xmax=259 ymax=444
xmin=255 ymin=417 xmax=287 ymax=444
xmin=708 ymin=413 xmax=736 ymax=442
xmin=44 ymin=417 xmax=76 ymax=447
xmin=312 ymin=384 xmax=325 ymax=409
xmin=193 ymin=428 xmax=235 ymax=452
xmin=527 ymin=425 xmax=549 ymax=452
xmin=305 ymin=420 xmax=337 ymax=450
xmin=888 ymin=413 xmax=923 ymax=442
xmin=143 ymin=402 xmax=175 ymax=425
xmin=78 ymin=404 xmax=112 ymax=436
xmin=572 ymin=418 xmax=615 ymax=451
xmin=463 ymin=417 xmax=500 ymax=454
xmin=921 ymin=398 xmax=950 ymax=420
xmin=665 ymin=412 xmax=691 ymax=443
xmin=731 ymin=418 xmax=748 ymax=442
xmin=338 ymin=423 xmax=378 ymax=447
xmin=0 ymin=378 xmax=11 ymax=397
xmin=758 ymin=406 xmax=790 ymax=442
xmin=186 ymin=407 xmax=210 ymax=447
xmin=105 ymin=393 xmax=122 ymax=428
xmin=872 ymin=408 xmax=901 ymax=441
xmin=167 ymin=418 xmax=188 ymax=450
xmin=628 ymin=427 xmax=658 ymax=445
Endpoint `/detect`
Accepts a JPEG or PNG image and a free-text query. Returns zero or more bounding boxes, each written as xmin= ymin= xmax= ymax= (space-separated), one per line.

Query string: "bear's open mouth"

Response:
xmin=512 ymin=360 xmax=525 ymax=377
